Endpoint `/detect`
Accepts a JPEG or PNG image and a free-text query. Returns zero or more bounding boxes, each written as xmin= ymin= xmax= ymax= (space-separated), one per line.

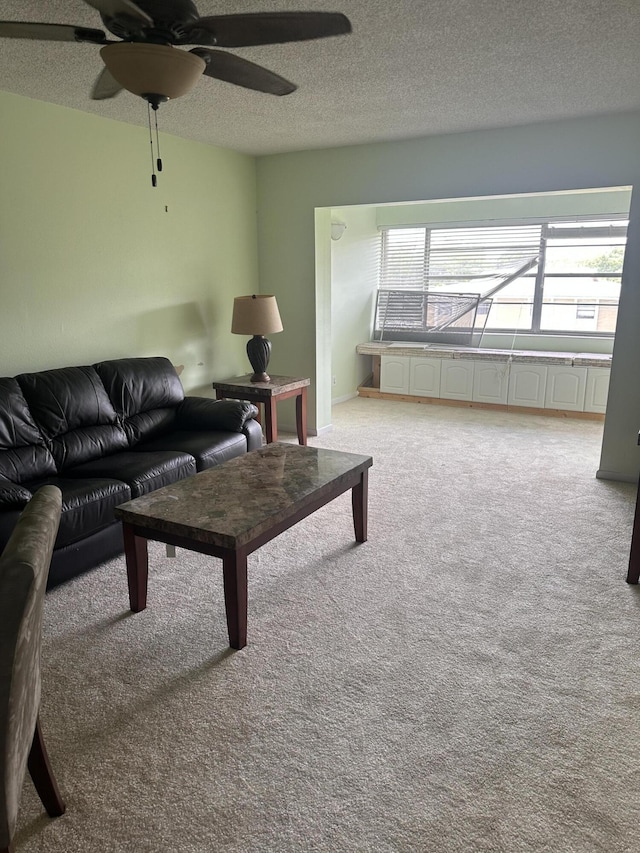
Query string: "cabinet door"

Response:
xmin=409 ymin=357 xmax=441 ymax=396
xmin=584 ymin=368 xmax=610 ymax=413
xmin=380 ymin=356 xmax=410 ymax=394
xmin=472 ymin=360 xmax=510 ymax=405
xmin=440 ymin=360 xmax=474 ymax=400
xmin=544 ymin=366 xmax=587 ymax=411
xmin=507 ymin=364 xmax=547 ymax=407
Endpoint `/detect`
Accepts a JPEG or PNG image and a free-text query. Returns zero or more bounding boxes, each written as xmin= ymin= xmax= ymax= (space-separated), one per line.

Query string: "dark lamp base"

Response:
xmin=247 ymin=335 xmax=272 ymax=384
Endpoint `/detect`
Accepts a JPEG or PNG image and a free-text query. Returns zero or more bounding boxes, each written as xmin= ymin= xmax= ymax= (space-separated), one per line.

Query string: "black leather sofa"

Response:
xmin=0 ymin=356 xmax=262 ymax=588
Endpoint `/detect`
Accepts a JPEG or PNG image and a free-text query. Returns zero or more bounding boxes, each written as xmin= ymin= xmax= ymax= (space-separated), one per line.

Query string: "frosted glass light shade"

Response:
xmin=100 ymin=43 xmax=206 ymax=100
xmin=231 ymin=295 xmax=283 ymax=336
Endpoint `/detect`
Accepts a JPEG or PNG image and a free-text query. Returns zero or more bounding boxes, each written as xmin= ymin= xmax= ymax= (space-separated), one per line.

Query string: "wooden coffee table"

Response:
xmin=114 ymin=443 xmax=372 ymax=650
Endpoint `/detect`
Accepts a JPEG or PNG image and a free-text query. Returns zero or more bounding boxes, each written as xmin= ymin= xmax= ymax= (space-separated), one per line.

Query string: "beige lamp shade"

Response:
xmin=231 ymin=295 xmax=283 ymax=336
xmin=100 ymin=43 xmax=206 ymax=100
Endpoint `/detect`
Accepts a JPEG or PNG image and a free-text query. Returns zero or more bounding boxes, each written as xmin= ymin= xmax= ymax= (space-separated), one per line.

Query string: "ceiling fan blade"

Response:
xmin=91 ymin=66 xmax=123 ymax=100
xmin=191 ymin=48 xmax=296 ymax=96
xmin=181 ymin=12 xmax=351 ymax=48
xmin=0 ymin=21 xmax=107 ymax=43
xmin=83 ymin=0 xmax=153 ymax=26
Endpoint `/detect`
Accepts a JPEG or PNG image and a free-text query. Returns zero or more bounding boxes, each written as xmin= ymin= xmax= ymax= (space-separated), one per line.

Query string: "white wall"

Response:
xmin=256 ymin=111 xmax=640 ymax=480
xmin=375 ymin=188 xmax=631 ymax=228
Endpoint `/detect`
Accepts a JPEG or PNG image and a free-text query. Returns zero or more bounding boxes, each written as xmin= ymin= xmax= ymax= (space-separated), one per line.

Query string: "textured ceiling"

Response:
xmin=0 ymin=0 xmax=639 ymax=156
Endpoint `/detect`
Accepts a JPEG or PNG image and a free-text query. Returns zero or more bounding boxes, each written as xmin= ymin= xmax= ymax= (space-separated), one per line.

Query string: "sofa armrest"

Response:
xmin=0 ymin=479 xmax=33 ymax=509
xmin=177 ymin=397 xmax=259 ymax=433
xmin=243 ymin=417 xmax=264 ymax=451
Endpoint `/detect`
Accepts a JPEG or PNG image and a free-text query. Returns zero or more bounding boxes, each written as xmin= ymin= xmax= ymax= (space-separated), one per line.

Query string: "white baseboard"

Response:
xmin=274 ymin=422 xmax=332 ymax=437
xmin=596 ymin=469 xmax=637 ymax=483
xmin=309 ymin=423 xmax=333 ymax=437
xmin=331 ymin=392 xmax=358 ymax=405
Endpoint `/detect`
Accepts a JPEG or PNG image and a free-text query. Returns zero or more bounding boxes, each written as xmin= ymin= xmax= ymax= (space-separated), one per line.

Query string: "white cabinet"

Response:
xmin=584 ymin=368 xmax=610 ymax=414
xmin=507 ymin=364 xmax=547 ymax=408
xmin=544 ymin=366 xmax=587 ymax=411
xmin=380 ymin=355 xmax=409 ymax=394
xmin=472 ymin=360 xmax=510 ymax=405
xmin=409 ymin=357 xmax=441 ymax=397
xmin=440 ymin=360 xmax=474 ymax=401
xmin=376 ymin=351 xmax=610 ymax=415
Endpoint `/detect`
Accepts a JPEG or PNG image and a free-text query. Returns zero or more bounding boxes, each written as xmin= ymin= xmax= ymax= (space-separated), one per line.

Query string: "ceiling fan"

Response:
xmin=0 ymin=1 xmax=351 ymax=184
xmin=0 ymin=0 xmax=352 ymax=105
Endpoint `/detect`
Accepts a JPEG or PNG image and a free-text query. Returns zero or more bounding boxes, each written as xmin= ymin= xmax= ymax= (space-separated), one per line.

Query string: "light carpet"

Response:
xmin=13 ymin=397 xmax=640 ymax=853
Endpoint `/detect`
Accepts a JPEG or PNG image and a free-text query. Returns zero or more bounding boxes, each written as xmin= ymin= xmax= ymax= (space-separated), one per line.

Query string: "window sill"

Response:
xmin=356 ymin=341 xmax=612 ymax=368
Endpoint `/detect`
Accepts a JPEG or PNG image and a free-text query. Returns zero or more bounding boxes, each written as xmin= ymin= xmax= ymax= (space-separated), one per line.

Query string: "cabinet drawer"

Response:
xmin=544 ymin=366 xmax=587 ymax=411
xmin=409 ymin=357 xmax=442 ymax=396
xmin=472 ymin=360 xmax=510 ymax=405
xmin=380 ymin=355 xmax=410 ymax=394
xmin=584 ymin=368 xmax=610 ymax=413
xmin=507 ymin=364 xmax=547 ymax=407
xmin=440 ymin=360 xmax=474 ymax=400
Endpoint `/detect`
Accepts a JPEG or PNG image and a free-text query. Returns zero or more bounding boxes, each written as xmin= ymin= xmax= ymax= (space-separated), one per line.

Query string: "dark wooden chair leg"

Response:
xmin=627 ymin=476 xmax=640 ymax=584
xmin=27 ymin=716 xmax=65 ymax=818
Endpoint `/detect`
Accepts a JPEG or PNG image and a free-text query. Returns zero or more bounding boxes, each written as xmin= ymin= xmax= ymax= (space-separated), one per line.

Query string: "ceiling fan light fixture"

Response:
xmin=100 ymin=42 xmax=205 ymax=100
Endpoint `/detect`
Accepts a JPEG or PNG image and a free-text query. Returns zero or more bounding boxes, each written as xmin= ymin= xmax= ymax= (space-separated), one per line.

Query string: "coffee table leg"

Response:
xmin=352 ymin=469 xmax=369 ymax=543
xmin=222 ymin=549 xmax=248 ymax=650
xmin=122 ymin=523 xmax=149 ymax=612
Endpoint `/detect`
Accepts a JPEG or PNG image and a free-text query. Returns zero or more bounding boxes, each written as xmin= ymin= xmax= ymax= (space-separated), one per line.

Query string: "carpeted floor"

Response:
xmin=14 ymin=397 xmax=640 ymax=852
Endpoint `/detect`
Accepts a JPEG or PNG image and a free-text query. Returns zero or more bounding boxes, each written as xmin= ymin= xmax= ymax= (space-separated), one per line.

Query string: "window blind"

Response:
xmin=380 ymin=224 xmax=542 ymax=288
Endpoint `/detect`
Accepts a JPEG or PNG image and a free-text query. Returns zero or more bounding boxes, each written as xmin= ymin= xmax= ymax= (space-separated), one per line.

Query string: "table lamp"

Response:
xmin=231 ymin=294 xmax=283 ymax=383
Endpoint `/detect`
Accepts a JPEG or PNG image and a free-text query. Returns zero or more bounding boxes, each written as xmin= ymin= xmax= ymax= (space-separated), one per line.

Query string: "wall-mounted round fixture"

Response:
xmin=331 ymin=220 xmax=347 ymax=241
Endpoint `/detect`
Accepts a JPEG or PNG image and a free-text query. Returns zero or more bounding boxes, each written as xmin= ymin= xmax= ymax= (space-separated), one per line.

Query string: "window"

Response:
xmin=375 ymin=218 xmax=627 ymax=341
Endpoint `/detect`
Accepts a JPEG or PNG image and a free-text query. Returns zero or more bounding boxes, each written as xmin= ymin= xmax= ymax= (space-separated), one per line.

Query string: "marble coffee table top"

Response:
xmin=115 ymin=443 xmax=372 ymax=550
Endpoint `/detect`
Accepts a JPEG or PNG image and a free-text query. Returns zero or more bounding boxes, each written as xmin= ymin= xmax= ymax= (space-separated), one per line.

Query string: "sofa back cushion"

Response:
xmin=0 ymin=379 xmax=56 ymax=484
xmin=16 ymin=366 xmax=129 ymax=471
xmin=94 ymin=357 xmax=184 ymax=445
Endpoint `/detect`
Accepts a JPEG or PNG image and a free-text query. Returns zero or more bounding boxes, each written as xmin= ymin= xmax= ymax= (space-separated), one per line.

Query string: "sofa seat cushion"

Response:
xmin=17 ymin=477 xmax=131 ymax=549
xmin=64 ymin=450 xmax=197 ymax=498
xmin=135 ymin=430 xmax=247 ymax=471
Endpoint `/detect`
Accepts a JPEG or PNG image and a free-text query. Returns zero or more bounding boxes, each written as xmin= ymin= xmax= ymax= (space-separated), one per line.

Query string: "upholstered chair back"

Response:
xmin=0 ymin=486 xmax=62 ymax=850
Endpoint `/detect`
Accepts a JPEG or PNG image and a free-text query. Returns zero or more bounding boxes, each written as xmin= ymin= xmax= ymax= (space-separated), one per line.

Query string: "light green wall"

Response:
xmin=330 ymin=206 xmax=379 ymax=401
xmin=256 ymin=111 xmax=640 ymax=479
xmin=0 ymin=91 xmax=258 ymax=392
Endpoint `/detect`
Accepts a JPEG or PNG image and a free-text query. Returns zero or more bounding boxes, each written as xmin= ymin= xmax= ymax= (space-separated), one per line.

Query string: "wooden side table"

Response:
xmin=212 ymin=374 xmax=310 ymax=445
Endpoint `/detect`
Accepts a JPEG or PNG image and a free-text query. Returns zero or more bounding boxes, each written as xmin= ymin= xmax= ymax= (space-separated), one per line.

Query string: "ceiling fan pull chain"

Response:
xmin=147 ymin=101 xmax=157 ymax=187
xmin=154 ymin=108 xmax=163 ymax=173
